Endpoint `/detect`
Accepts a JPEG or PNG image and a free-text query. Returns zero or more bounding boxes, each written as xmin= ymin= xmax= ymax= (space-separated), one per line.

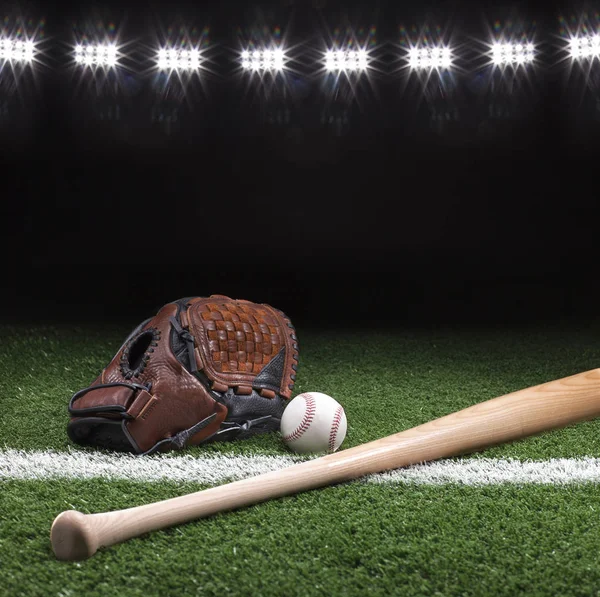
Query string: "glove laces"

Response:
xmin=170 ymin=315 xmax=198 ymax=374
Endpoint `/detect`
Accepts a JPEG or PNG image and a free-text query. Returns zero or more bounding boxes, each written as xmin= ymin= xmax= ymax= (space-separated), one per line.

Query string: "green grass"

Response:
xmin=2 ymin=321 xmax=600 ymax=596
xmin=3 ymin=480 xmax=600 ymax=597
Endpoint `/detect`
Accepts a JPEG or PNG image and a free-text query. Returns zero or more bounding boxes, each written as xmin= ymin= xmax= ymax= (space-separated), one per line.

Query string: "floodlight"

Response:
xmin=491 ymin=42 xmax=535 ymax=66
xmin=408 ymin=46 xmax=452 ymax=70
xmin=0 ymin=38 xmax=35 ymax=63
xmin=241 ymin=48 xmax=285 ymax=71
xmin=75 ymin=43 xmax=118 ymax=68
xmin=324 ymin=48 xmax=369 ymax=72
xmin=156 ymin=47 xmax=201 ymax=71
xmin=570 ymin=35 xmax=600 ymax=60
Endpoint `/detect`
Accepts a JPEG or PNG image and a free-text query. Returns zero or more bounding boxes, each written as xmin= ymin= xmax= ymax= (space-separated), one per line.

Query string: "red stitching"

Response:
xmin=282 ymin=394 xmax=316 ymax=443
xmin=328 ymin=406 xmax=344 ymax=452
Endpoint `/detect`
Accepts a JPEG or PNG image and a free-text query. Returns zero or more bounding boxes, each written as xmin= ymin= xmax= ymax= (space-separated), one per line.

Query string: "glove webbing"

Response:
xmin=168 ymin=315 xmax=274 ymax=447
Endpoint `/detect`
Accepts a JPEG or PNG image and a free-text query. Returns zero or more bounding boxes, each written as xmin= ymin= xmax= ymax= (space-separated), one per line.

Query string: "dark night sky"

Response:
xmin=1 ymin=0 xmax=599 ymax=327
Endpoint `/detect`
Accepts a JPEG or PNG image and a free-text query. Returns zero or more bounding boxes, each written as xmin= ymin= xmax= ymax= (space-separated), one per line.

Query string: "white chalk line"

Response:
xmin=3 ymin=449 xmax=600 ymax=486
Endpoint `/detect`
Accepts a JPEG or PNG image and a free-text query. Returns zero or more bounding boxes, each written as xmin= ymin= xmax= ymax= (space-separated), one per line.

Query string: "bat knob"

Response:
xmin=51 ymin=510 xmax=98 ymax=561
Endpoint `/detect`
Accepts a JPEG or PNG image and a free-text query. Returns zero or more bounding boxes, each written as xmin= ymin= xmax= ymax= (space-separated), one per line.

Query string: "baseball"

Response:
xmin=280 ymin=392 xmax=347 ymax=454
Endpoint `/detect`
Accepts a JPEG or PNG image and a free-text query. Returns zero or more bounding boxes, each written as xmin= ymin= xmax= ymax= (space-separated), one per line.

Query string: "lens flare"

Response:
xmin=156 ymin=46 xmax=202 ymax=71
xmin=408 ymin=45 xmax=452 ymax=70
xmin=491 ymin=42 xmax=535 ymax=66
xmin=0 ymin=37 xmax=36 ymax=63
xmin=75 ymin=43 xmax=119 ymax=68
xmin=324 ymin=48 xmax=369 ymax=72
xmin=240 ymin=47 xmax=285 ymax=71
xmin=570 ymin=34 xmax=600 ymax=60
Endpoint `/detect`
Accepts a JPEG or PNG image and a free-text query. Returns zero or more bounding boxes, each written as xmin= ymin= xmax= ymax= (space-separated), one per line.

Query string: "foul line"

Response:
xmin=3 ymin=449 xmax=600 ymax=485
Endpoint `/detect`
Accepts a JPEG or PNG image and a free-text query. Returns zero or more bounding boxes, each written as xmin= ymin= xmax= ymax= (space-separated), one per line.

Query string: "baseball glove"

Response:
xmin=67 ymin=295 xmax=299 ymax=455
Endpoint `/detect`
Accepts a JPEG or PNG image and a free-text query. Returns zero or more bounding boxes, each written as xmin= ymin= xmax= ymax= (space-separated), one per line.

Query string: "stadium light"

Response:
xmin=408 ymin=46 xmax=453 ymax=70
xmin=491 ymin=42 xmax=535 ymax=66
xmin=0 ymin=38 xmax=35 ymax=63
xmin=569 ymin=34 xmax=600 ymax=60
xmin=156 ymin=47 xmax=202 ymax=71
xmin=75 ymin=43 xmax=118 ymax=68
xmin=240 ymin=48 xmax=285 ymax=72
xmin=324 ymin=48 xmax=369 ymax=72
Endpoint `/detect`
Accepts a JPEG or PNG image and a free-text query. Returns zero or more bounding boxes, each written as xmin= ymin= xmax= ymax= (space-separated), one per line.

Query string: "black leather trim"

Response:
xmin=170 ymin=297 xmax=200 ymax=373
xmin=116 ymin=317 xmax=153 ymax=355
xmin=220 ymin=388 xmax=286 ymax=427
xmin=67 ymin=417 xmax=137 ymax=453
xmin=253 ymin=347 xmax=286 ymax=392
xmin=120 ymin=328 xmax=161 ymax=380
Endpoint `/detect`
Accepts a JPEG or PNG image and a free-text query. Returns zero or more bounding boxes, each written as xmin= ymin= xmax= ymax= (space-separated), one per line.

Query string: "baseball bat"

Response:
xmin=51 ymin=367 xmax=600 ymax=561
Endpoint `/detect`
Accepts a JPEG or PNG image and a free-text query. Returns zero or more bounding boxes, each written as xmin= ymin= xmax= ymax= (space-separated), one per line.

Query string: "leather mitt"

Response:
xmin=67 ymin=295 xmax=299 ymax=455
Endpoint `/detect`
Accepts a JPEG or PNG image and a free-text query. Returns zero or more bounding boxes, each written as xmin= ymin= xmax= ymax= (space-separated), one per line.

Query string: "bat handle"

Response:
xmin=51 ymin=510 xmax=99 ymax=561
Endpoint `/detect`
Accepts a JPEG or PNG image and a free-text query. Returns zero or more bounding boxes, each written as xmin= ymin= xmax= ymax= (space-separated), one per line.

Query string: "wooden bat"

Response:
xmin=51 ymin=367 xmax=600 ymax=561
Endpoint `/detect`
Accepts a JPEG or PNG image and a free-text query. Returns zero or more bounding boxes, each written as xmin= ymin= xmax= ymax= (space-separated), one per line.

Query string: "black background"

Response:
xmin=1 ymin=0 xmax=599 ymax=329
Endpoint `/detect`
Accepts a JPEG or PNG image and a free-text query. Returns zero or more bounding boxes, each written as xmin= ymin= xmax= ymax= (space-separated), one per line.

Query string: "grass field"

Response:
xmin=2 ymin=321 xmax=600 ymax=596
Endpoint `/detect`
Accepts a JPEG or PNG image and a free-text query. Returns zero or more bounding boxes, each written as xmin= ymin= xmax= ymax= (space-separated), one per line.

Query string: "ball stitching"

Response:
xmin=328 ymin=405 xmax=344 ymax=452
xmin=282 ymin=393 xmax=316 ymax=443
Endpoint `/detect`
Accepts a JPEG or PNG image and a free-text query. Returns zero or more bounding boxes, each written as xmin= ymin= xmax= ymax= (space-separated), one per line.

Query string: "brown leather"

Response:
xmin=68 ymin=295 xmax=299 ymax=454
xmin=102 ymin=303 xmax=228 ymax=452
xmin=70 ymin=303 xmax=227 ymax=453
xmin=187 ymin=296 xmax=297 ymax=399
xmin=74 ymin=384 xmax=136 ymax=410
xmin=127 ymin=389 xmax=153 ymax=419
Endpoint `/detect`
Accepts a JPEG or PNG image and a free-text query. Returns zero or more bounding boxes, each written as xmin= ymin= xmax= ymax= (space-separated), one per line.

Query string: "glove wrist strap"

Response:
xmin=69 ymin=382 xmax=151 ymax=418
